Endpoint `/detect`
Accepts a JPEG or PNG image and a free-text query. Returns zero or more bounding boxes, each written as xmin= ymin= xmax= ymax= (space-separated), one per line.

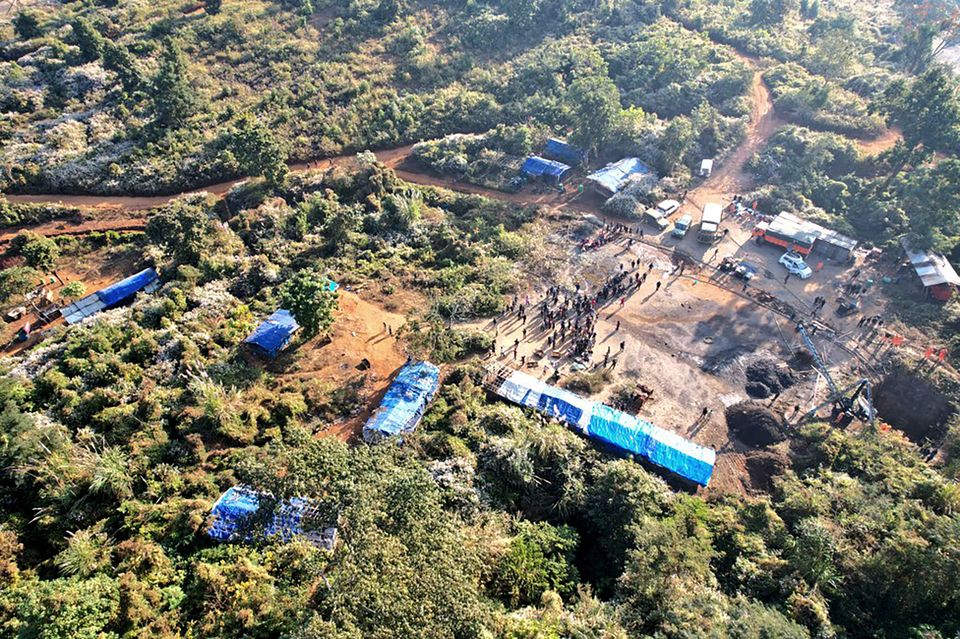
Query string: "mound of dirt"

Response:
xmin=725 ymin=401 xmax=786 ymax=447
xmin=745 ymin=448 xmax=790 ymax=493
xmin=746 ymin=359 xmax=796 ymax=394
xmin=745 ymin=381 xmax=771 ymax=399
xmin=874 ymin=370 xmax=954 ymax=443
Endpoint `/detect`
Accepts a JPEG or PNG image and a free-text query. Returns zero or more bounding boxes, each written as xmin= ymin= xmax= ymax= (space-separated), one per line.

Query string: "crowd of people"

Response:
xmin=490 ymin=254 xmax=665 ymax=376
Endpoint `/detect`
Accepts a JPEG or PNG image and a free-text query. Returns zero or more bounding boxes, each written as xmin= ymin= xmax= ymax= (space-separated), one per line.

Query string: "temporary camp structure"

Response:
xmin=521 ymin=156 xmax=571 ymax=185
xmin=483 ymin=366 xmax=716 ymax=486
xmin=753 ymin=212 xmax=857 ymax=260
xmin=587 ymin=158 xmax=655 ymax=197
xmin=244 ymin=309 xmax=300 ymax=358
xmin=208 ymin=486 xmax=337 ymax=550
xmin=543 ymin=138 xmax=585 ymax=166
xmin=363 ymin=361 xmax=441 ymax=443
xmin=62 ymin=268 xmax=160 ymax=325
xmin=901 ymin=239 xmax=960 ymax=301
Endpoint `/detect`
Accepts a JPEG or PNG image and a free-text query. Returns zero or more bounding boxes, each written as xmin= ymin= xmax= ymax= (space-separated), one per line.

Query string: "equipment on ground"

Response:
xmin=794 ymin=323 xmax=876 ymax=429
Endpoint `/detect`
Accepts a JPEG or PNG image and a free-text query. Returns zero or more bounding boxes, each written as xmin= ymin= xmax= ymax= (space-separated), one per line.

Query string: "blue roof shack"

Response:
xmin=543 ymin=138 xmax=585 ymax=166
xmin=587 ymin=157 xmax=655 ymax=197
xmin=208 ymin=486 xmax=337 ymax=550
xmin=62 ymin=268 xmax=161 ymax=325
xmin=485 ymin=367 xmax=716 ymax=486
xmin=363 ymin=361 xmax=441 ymax=443
xmin=521 ymin=156 xmax=571 ymax=185
xmin=244 ymin=309 xmax=300 ymax=358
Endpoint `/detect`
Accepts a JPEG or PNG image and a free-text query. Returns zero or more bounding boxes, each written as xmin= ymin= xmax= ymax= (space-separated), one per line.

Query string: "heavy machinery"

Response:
xmin=795 ymin=322 xmax=876 ymax=429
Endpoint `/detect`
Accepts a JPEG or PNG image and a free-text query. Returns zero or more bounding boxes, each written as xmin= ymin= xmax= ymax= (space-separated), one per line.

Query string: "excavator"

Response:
xmin=794 ymin=323 xmax=876 ymax=429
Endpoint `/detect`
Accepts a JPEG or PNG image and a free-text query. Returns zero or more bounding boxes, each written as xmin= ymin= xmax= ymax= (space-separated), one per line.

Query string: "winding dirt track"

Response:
xmin=0 ymin=48 xmax=897 ymax=240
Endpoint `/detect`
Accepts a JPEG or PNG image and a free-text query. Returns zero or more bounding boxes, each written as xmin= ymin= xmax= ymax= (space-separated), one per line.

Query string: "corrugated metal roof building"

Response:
xmin=901 ymin=239 xmax=960 ymax=301
xmin=755 ymin=212 xmax=857 ymax=260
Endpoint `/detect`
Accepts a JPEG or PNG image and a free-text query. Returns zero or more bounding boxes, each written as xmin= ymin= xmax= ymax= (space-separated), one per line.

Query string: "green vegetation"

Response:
xmin=2 ymin=1 xmax=960 ymax=637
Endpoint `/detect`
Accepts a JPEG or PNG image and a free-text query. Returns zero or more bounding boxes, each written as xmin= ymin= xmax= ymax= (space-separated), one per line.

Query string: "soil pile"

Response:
xmin=725 ymin=401 xmax=786 ymax=446
xmin=745 ymin=448 xmax=789 ymax=492
xmin=745 ymin=359 xmax=796 ymax=398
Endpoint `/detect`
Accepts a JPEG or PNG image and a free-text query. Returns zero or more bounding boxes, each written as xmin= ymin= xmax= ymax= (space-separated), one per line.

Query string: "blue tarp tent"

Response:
xmin=587 ymin=404 xmax=716 ymax=487
xmin=62 ymin=268 xmax=161 ymax=325
xmin=363 ymin=361 xmax=440 ymax=443
xmin=488 ymin=367 xmax=715 ymax=486
xmin=98 ymin=268 xmax=160 ymax=307
xmin=496 ymin=369 xmax=592 ymax=432
xmin=587 ymin=157 xmax=655 ymax=196
xmin=521 ymin=156 xmax=571 ymax=185
xmin=544 ymin=138 xmax=585 ymax=166
xmin=208 ymin=486 xmax=336 ymax=549
xmin=244 ymin=309 xmax=300 ymax=358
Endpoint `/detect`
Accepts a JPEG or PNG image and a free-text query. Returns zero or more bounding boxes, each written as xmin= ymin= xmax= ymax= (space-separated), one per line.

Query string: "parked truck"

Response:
xmin=697 ymin=203 xmax=723 ymax=243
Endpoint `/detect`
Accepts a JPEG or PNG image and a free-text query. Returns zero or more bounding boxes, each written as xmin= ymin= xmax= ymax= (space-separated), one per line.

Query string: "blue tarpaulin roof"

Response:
xmin=544 ymin=138 xmax=585 ymax=166
xmin=587 ymin=157 xmax=654 ymax=194
xmin=496 ymin=369 xmax=592 ymax=432
xmin=363 ymin=361 xmax=440 ymax=442
xmin=208 ymin=486 xmax=336 ymax=549
xmin=587 ymin=404 xmax=716 ymax=487
xmin=488 ymin=368 xmax=715 ymax=486
xmin=97 ymin=268 xmax=159 ymax=307
xmin=521 ymin=156 xmax=571 ymax=182
xmin=244 ymin=309 xmax=300 ymax=357
xmin=62 ymin=268 xmax=161 ymax=325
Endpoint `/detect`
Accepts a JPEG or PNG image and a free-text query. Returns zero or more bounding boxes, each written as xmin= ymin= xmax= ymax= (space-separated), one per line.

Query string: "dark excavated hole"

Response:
xmin=874 ymin=371 xmax=953 ymax=443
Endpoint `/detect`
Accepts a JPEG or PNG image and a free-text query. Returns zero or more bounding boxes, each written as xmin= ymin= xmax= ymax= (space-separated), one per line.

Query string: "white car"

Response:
xmin=643 ymin=207 xmax=671 ymax=230
xmin=656 ymin=199 xmax=682 ymax=217
xmin=779 ymin=252 xmax=813 ymax=279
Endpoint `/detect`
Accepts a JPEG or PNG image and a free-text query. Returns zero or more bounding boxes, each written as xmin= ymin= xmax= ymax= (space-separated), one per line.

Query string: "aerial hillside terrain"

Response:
xmin=1 ymin=1 xmax=960 ymax=638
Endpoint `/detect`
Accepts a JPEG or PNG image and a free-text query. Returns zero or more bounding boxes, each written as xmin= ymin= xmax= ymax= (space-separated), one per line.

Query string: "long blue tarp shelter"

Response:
xmin=544 ymin=138 xmax=585 ymax=166
xmin=363 ymin=361 xmax=440 ymax=443
xmin=62 ymin=268 xmax=160 ymax=325
xmin=244 ymin=309 xmax=300 ymax=358
xmin=587 ymin=157 xmax=655 ymax=196
xmin=521 ymin=156 xmax=571 ymax=185
xmin=485 ymin=367 xmax=716 ymax=486
xmin=208 ymin=486 xmax=336 ymax=549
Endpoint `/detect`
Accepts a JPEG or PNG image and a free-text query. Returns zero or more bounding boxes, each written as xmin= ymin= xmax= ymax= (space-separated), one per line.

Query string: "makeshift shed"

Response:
xmin=901 ymin=239 xmax=960 ymax=301
xmin=543 ymin=138 xmax=585 ymax=166
xmin=62 ymin=268 xmax=160 ymax=325
xmin=208 ymin=486 xmax=337 ymax=550
xmin=244 ymin=309 xmax=300 ymax=358
xmin=483 ymin=366 xmax=716 ymax=486
xmin=587 ymin=158 xmax=655 ymax=197
xmin=521 ymin=156 xmax=571 ymax=185
xmin=493 ymin=368 xmax=593 ymax=432
xmin=753 ymin=212 xmax=857 ymax=260
xmin=363 ymin=361 xmax=440 ymax=443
